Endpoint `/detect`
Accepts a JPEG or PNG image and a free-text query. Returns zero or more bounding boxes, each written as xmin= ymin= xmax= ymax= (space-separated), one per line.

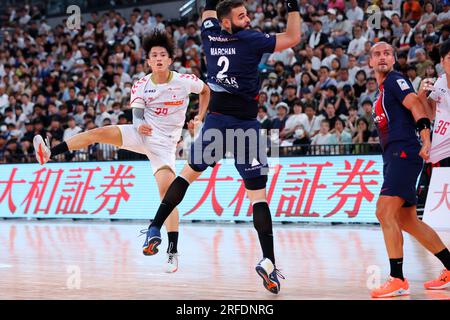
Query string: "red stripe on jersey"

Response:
xmin=374 ymin=86 xmax=388 ymax=131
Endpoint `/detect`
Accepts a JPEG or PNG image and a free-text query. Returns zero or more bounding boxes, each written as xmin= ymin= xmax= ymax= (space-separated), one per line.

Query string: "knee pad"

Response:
xmin=244 ymin=175 xmax=268 ymax=190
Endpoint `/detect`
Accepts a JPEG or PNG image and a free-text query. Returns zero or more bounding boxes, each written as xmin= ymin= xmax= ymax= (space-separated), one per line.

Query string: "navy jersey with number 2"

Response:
xmin=201 ymin=18 xmax=276 ymax=118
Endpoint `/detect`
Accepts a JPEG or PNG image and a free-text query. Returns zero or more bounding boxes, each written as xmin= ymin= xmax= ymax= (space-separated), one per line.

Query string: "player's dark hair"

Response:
xmin=217 ymin=0 xmax=245 ymax=21
xmin=142 ymin=29 xmax=174 ymax=58
xmin=439 ymin=39 xmax=450 ymax=59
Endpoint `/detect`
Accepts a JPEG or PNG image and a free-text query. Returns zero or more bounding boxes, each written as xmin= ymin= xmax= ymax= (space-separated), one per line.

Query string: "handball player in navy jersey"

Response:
xmin=141 ymin=0 xmax=301 ymax=294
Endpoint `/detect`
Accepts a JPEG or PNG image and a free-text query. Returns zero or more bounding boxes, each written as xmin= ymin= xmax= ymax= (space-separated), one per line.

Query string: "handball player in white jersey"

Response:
xmin=33 ymin=30 xmax=211 ymax=273
xmin=419 ymin=39 xmax=450 ymax=165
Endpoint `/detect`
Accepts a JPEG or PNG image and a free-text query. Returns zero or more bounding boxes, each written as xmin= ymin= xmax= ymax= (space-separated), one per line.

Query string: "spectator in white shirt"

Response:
xmin=129 ymin=14 xmax=144 ymax=37
xmin=0 ymin=85 xmax=8 ymax=111
xmin=390 ymin=13 xmax=404 ymax=39
xmin=308 ymin=20 xmax=329 ymax=50
xmin=437 ymin=3 xmax=450 ymax=29
xmin=14 ymin=106 xmax=28 ymax=132
xmin=20 ymin=93 xmax=34 ymax=117
xmin=346 ymin=0 xmax=364 ymax=25
xmin=302 ymin=104 xmax=321 ymax=138
xmin=63 ymin=117 xmax=83 ymax=141
xmin=347 ymin=54 xmax=361 ymax=84
xmin=347 ymin=26 xmax=366 ymax=57
xmin=406 ymin=65 xmax=421 ymax=92
xmin=321 ymin=44 xmax=338 ymax=70
xmin=95 ymin=103 xmax=111 ymax=128
xmin=268 ymin=48 xmax=296 ymax=67
xmin=311 ymin=120 xmax=333 ymax=155
xmin=104 ymin=20 xmax=118 ymax=43
xmin=4 ymin=107 xmax=16 ymax=125
xmin=331 ymin=13 xmax=353 ymax=47
xmin=281 ymin=101 xmax=308 ymax=140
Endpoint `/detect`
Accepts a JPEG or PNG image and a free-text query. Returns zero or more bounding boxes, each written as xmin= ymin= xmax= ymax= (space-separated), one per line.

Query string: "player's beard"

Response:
xmin=231 ymin=22 xmax=249 ymax=34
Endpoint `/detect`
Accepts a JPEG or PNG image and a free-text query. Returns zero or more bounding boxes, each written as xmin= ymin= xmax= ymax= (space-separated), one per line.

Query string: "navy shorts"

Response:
xmin=188 ymin=113 xmax=268 ymax=183
xmin=381 ymin=143 xmax=424 ymax=207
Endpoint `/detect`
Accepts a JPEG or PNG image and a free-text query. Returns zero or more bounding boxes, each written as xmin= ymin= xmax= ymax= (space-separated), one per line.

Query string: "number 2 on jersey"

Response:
xmin=217 ymin=56 xmax=229 ymax=79
xmin=434 ymin=120 xmax=449 ymax=136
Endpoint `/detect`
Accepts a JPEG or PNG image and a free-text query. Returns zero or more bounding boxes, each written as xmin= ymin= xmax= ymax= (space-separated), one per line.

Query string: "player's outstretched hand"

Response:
xmin=418 ymin=78 xmax=435 ymax=98
xmin=419 ymin=139 xmax=431 ymax=161
xmin=138 ymin=124 xmax=153 ymax=136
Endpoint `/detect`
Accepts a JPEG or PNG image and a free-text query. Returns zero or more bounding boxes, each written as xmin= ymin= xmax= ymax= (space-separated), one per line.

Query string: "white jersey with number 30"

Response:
xmin=428 ymin=74 xmax=450 ymax=164
xmin=130 ymin=71 xmax=204 ymax=142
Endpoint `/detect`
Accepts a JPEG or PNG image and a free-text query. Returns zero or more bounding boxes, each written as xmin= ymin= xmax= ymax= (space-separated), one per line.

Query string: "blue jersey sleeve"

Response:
xmin=240 ymin=30 xmax=276 ymax=55
xmin=201 ymin=18 xmax=221 ymax=37
xmin=386 ymin=72 xmax=415 ymax=105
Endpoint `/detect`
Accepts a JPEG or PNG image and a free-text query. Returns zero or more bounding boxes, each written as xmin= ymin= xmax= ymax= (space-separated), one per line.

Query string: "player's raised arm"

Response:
xmin=203 ymin=0 xmax=219 ymax=21
xmin=274 ymin=0 xmax=301 ymax=52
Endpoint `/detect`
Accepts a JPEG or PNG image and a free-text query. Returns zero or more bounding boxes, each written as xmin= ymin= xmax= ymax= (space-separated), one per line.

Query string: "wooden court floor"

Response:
xmin=0 ymin=220 xmax=449 ymax=300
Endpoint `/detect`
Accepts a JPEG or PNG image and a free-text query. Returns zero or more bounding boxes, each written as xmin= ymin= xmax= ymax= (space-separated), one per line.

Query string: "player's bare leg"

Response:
xmin=376 ymin=196 xmax=405 ymax=259
xmin=399 ymin=206 xmax=450 ymax=289
xmin=142 ymin=164 xmax=202 ymax=256
xmin=247 ymin=188 xmax=284 ymax=294
xmin=371 ymin=195 xmax=410 ymax=298
xmin=154 ymin=167 xmax=181 ymax=273
xmin=33 ymin=126 xmax=123 ymax=165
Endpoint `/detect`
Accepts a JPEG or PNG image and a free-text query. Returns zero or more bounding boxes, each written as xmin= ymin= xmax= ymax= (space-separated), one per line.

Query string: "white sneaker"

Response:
xmin=33 ymin=135 xmax=51 ymax=165
xmin=165 ymin=253 xmax=178 ymax=273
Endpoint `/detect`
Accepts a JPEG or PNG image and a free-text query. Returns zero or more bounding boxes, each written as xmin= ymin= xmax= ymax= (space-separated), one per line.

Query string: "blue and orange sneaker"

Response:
xmin=140 ymin=227 xmax=161 ymax=256
xmin=255 ymin=258 xmax=285 ymax=294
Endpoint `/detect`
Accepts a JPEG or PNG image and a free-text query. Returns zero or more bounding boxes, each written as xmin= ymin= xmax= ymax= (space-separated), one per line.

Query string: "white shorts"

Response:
xmin=118 ymin=125 xmax=177 ymax=174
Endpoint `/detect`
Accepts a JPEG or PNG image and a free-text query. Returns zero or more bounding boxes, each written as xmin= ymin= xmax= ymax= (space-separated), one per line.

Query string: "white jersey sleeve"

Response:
xmin=429 ymin=76 xmax=447 ymax=102
xmin=428 ymin=74 xmax=450 ymax=164
xmin=179 ymin=73 xmax=204 ymax=94
xmin=129 ymin=75 xmax=150 ymax=109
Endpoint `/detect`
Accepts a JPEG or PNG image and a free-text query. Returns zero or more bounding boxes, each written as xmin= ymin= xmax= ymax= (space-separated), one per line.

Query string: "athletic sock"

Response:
xmin=435 ymin=248 xmax=450 ymax=270
xmin=167 ymin=232 xmax=179 ymax=254
xmin=50 ymin=141 xmax=69 ymax=158
xmin=389 ymin=258 xmax=404 ymax=281
xmin=253 ymin=202 xmax=275 ymax=265
xmin=149 ymin=176 xmax=190 ymax=229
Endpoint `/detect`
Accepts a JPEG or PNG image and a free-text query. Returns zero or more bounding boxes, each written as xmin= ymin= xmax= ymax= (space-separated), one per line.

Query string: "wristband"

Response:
xmin=416 ymin=117 xmax=431 ymax=133
xmin=205 ymin=0 xmax=220 ymax=11
xmin=286 ymin=0 xmax=300 ymax=13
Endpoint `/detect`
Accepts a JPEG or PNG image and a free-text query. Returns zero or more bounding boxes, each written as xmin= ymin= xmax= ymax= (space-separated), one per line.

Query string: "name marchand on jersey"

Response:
xmin=210 ymin=48 xmax=237 ymax=56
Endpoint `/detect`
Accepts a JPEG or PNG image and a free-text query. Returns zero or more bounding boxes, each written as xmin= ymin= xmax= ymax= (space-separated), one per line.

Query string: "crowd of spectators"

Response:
xmin=0 ymin=0 xmax=449 ymax=163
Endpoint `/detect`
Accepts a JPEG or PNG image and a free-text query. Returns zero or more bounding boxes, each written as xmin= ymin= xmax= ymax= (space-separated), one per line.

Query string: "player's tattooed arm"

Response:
xmin=203 ymin=0 xmax=219 ymax=21
xmin=274 ymin=0 xmax=301 ymax=52
xmin=133 ymin=108 xmax=152 ymax=136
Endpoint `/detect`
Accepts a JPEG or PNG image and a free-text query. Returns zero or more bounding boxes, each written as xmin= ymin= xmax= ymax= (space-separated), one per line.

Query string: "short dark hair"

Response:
xmin=439 ymin=39 xmax=450 ymax=59
xmin=143 ymin=29 xmax=174 ymax=59
xmin=217 ymin=0 xmax=245 ymax=21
